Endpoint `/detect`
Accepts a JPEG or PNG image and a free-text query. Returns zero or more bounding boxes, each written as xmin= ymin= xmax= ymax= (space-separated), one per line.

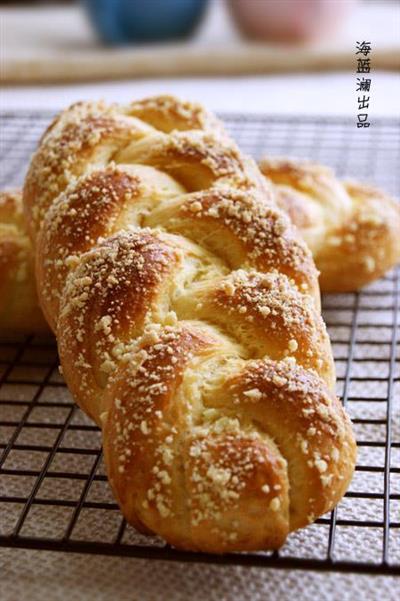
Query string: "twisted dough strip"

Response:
xmin=260 ymin=157 xmax=400 ymax=292
xmin=23 ymin=96 xmax=356 ymax=552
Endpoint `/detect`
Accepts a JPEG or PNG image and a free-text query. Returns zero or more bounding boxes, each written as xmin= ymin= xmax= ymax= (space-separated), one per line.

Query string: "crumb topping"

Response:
xmin=179 ymin=189 xmax=316 ymax=290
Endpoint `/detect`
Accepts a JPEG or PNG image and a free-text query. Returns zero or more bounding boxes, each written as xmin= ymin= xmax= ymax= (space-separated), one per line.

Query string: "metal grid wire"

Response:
xmin=0 ymin=111 xmax=399 ymax=574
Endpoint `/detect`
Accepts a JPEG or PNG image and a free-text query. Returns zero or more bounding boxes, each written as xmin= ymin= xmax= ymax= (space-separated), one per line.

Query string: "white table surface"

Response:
xmin=1 ymin=71 xmax=400 ymax=118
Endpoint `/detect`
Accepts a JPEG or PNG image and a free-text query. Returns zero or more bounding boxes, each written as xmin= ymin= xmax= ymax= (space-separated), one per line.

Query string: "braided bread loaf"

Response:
xmin=0 ymin=190 xmax=48 ymax=333
xmin=259 ymin=157 xmax=400 ymax=292
xmin=23 ymin=96 xmax=355 ymax=552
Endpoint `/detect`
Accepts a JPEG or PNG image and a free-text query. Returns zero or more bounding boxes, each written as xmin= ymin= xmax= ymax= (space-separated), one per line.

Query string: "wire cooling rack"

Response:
xmin=0 ymin=111 xmax=399 ymax=574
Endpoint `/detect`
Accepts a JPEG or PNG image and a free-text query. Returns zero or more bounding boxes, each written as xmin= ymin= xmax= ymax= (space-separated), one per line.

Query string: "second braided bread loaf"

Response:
xmin=260 ymin=157 xmax=400 ymax=291
xmin=24 ymin=96 xmax=356 ymax=552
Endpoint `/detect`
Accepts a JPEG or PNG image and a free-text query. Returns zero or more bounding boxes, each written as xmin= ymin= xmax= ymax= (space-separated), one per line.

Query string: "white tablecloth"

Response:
xmin=0 ymin=546 xmax=398 ymax=601
xmin=2 ymin=72 xmax=400 ymax=118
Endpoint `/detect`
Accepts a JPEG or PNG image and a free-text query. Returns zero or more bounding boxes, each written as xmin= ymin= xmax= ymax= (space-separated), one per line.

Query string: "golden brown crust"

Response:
xmin=23 ymin=95 xmax=355 ymax=553
xmin=146 ymin=188 xmax=317 ymax=300
xmin=221 ymin=359 xmax=356 ymax=531
xmin=58 ymin=230 xmax=185 ymax=423
xmin=174 ymin=270 xmax=334 ymax=387
xmin=23 ymin=101 xmax=154 ymax=238
xmin=0 ymin=190 xmax=48 ymax=334
xmin=259 ymin=157 xmax=400 ymax=292
xmin=36 ymin=166 xmax=142 ymax=329
xmin=127 ymin=95 xmax=225 ymax=134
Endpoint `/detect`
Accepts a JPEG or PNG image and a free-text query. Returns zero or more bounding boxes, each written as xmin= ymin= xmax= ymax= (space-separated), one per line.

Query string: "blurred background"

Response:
xmin=0 ymin=1 xmax=399 ymax=114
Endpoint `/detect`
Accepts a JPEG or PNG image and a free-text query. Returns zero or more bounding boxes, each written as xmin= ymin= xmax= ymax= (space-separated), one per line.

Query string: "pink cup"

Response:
xmin=228 ymin=0 xmax=357 ymax=43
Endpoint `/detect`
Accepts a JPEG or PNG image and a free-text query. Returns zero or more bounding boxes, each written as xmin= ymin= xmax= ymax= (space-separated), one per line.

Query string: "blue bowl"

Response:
xmin=83 ymin=0 xmax=209 ymax=45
